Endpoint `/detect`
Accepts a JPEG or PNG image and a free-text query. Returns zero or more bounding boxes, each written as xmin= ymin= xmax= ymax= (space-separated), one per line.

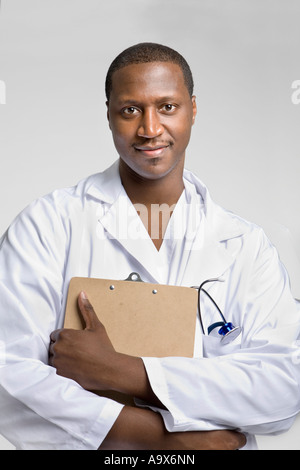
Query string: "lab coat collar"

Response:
xmin=183 ymin=167 xmax=249 ymax=242
xmin=86 ymin=161 xmax=250 ymax=284
xmin=86 ymin=162 xmax=163 ymax=280
xmin=179 ymin=168 xmax=251 ymax=286
xmin=86 ymin=160 xmax=249 ymax=242
xmin=85 ymin=161 xmax=123 ymax=204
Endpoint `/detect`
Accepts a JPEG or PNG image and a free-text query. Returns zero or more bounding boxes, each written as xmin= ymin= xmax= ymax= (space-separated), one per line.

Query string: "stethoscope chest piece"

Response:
xmin=219 ymin=323 xmax=242 ymax=345
xmin=197 ymin=278 xmax=242 ymax=346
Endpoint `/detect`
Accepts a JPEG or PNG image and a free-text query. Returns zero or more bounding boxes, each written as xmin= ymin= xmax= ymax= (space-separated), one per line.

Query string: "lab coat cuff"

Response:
xmin=141 ymin=357 xmax=192 ymax=431
xmin=77 ymin=399 xmax=124 ymax=450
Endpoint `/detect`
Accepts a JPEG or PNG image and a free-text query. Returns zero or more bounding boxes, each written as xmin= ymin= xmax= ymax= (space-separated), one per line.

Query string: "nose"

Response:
xmin=137 ymin=108 xmax=164 ymax=139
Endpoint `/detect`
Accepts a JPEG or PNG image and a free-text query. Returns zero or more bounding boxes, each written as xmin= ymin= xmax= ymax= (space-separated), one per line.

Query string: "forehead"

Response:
xmin=110 ymin=62 xmax=188 ymax=102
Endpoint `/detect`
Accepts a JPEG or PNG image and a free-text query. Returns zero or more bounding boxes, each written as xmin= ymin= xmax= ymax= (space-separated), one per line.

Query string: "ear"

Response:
xmin=191 ymin=96 xmax=197 ymax=125
xmin=106 ymin=100 xmax=111 ymax=130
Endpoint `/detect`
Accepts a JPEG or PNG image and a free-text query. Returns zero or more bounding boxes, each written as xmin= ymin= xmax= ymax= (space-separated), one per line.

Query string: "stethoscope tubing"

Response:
xmin=197 ymin=278 xmax=226 ymax=335
xmin=196 ymin=278 xmax=241 ymax=344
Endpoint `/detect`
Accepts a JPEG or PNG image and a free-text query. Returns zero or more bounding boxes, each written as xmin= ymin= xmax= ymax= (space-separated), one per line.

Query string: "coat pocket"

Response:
xmin=202 ymin=333 xmax=242 ymax=358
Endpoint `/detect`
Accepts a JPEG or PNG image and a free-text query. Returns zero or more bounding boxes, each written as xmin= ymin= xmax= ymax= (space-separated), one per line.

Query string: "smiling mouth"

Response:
xmin=134 ymin=143 xmax=170 ymax=157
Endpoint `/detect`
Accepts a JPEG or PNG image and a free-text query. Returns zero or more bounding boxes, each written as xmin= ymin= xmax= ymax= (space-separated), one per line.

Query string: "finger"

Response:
xmin=48 ymin=342 xmax=55 ymax=365
xmin=49 ymin=330 xmax=62 ymax=365
xmin=77 ymin=291 xmax=100 ymax=330
xmin=50 ymin=329 xmax=62 ymax=343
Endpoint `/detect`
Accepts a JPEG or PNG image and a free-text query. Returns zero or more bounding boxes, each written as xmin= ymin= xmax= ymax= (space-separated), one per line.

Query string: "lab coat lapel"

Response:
xmin=180 ymin=219 xmax=236 ymax=287
xmin=97 ymin=184 xmax=162 ymax=281
xmin=179 ymin=170 xmax=246 ymax=287
xmin=86 ymin=162 xmax=151 ymax=276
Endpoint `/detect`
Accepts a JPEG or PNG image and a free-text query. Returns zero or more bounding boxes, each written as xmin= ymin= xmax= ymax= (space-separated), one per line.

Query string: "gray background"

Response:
xmin=0 ymin=0 xmax=299 ymax=450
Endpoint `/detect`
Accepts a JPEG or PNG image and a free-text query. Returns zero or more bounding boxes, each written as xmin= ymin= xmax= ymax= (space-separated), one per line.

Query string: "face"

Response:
xmin=106 ymin=62 xmax=197 ymax=181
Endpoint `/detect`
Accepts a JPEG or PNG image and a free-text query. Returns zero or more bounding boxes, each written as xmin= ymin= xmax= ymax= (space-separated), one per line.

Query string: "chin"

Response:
xmin=136 ymin=162 xmax=175 ymax=180
xmin=120 ymin=154 xmax=184 ymax=182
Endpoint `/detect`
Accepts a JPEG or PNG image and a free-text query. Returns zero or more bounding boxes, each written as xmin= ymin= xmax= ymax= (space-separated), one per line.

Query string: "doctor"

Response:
xmin=1 ymin=43 xmax=300 ymax=450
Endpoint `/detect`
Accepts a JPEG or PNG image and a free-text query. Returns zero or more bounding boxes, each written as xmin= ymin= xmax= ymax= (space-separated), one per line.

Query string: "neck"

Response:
xmin=119 ymin=160 xmax=185 ymax=207
xmin=119 ymin=159 xmax=185 ymax=251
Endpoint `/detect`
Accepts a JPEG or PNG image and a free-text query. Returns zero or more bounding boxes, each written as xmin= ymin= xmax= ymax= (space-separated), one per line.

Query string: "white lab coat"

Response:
xmin=0 ymin=161 xmax=299 ymax=450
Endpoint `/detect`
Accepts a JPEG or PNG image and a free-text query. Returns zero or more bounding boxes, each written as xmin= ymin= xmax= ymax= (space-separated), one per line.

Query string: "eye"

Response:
xmin=161 ymin=104 xmax=177 ymax=113
xmin=122 ymin=106 xmax=139 ymax=116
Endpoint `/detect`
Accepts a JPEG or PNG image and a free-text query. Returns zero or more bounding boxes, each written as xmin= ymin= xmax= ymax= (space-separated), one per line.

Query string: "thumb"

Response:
xmin=77 ymin=291 xmax=100 ymax=330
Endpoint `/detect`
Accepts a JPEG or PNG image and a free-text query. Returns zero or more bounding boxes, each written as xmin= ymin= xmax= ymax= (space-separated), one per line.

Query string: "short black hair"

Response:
xmin=105 ymin=42 xmax=194 ymax=101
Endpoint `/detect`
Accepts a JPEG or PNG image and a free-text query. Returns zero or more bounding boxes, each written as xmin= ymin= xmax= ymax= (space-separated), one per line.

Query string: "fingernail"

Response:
xmin=81 ymin=291 xmax=87 ymax=300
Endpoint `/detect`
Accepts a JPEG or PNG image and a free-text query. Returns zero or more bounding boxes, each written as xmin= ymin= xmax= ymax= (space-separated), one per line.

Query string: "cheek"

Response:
xmin=167 ymin=112 xmax=194 ymax=140
xmin=172 ymin=122 xmax=193 ymax=148
xmin=110 ymin=125 xmax=129 ymax=152
xmin=110 ymin=120 xmax=135 ymax=146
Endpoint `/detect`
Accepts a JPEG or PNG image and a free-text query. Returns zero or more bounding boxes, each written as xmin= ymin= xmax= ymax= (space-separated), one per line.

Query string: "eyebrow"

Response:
xmin=116 ymin=96 xmax=180 ymax=106
xmin=116 ymin=99 xmax=139 ymax=105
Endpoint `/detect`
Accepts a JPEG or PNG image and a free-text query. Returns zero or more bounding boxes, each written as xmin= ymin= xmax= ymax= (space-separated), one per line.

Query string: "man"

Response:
xmin=0 ymin=43 xmax=299 ymax=450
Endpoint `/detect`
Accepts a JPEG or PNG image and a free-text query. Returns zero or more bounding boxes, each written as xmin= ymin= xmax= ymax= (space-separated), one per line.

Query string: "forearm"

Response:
xmin=98 ymin=352 xmax=163 ymax=407
xmin=99 ymin=405 xmax=246 ymax=450
xmin=142 ymin=352 xmax=300 ymax=434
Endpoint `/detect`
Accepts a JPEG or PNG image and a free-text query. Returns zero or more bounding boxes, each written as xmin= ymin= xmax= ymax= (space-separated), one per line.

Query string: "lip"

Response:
xmin=134 ymin=144 xmax=169 ymax=157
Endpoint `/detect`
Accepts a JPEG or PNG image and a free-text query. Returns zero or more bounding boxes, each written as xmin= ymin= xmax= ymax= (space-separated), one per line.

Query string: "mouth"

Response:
xmin=133 ymin=144 xmax=170 ymax=158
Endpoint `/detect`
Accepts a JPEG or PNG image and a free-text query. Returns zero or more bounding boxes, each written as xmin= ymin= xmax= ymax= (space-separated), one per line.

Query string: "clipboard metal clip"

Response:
xmin=124 ymin=272 xmax=144 ymax=283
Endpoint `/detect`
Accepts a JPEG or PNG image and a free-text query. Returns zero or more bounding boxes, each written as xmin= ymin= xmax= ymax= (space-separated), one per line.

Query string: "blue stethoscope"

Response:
xmin=126 ymin=272 xmax=241 ymax=345
xmin=196 ymin=278 xmax=242 ymax=345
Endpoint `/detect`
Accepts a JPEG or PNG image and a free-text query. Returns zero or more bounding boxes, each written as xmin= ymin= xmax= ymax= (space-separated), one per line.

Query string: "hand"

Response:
xmin=49 ymin=292 xmax=160 ymax=403
xmin=49 ymin=291 xmax=118 ymax=391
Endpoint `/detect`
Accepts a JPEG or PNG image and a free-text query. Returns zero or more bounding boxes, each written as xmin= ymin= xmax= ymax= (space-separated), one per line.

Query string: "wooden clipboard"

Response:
xmin=64 ymin=273 xmax=198 ymax=404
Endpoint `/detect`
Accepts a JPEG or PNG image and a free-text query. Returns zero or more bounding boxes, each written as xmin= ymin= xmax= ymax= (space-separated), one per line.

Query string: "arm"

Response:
xmin=142 ymin=231 xmax=300 ymax=435
xmin=50 ymin=231 xmax=300 ymax=437
xmin=49 ymin=292 xmax=246 ymax=450
xmin=0 ymin=198 xmax=123 ymax=450
xmin=99 ymin=406 xmax=246 ymax=450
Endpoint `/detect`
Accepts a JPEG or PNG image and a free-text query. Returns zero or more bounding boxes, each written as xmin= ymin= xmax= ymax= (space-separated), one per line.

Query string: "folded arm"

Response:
xmin=49 ymin=292 xmax=246 ymax=450
xmin=99 ymin=405 xmax=245 ymax=450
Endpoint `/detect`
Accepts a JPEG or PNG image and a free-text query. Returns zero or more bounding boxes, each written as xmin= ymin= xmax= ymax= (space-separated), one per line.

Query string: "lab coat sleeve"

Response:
xmin=0 ymin=196 xmax=123 ymax=449
xmin=142 ymin=228 xmax=300 ymax=435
